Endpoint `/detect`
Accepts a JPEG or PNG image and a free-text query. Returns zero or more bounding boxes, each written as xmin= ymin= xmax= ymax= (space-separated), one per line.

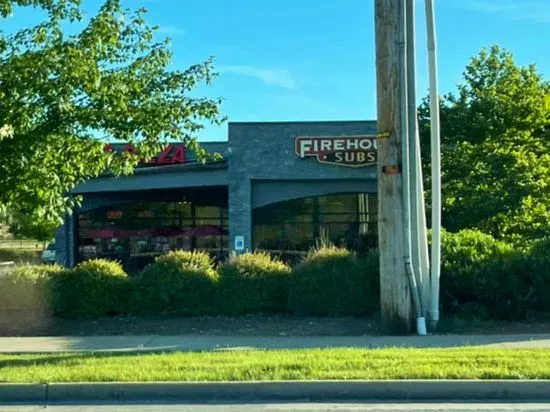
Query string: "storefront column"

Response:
xmin=228 ymin=178 xmax=252 ymax=253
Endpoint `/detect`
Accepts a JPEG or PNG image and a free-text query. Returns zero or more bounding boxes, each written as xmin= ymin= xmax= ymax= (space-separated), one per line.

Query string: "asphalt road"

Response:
xmin=2 ymin=403 xmax=550 ymax=411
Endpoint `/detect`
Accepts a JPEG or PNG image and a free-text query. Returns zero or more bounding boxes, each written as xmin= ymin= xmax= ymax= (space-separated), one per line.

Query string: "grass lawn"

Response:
xmin=0 ymin=348 xmax=549 ymax=383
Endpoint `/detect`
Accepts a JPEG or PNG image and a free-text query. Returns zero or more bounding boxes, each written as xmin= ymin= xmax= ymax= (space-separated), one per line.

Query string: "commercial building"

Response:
xmin=55 ymin=120 xmax=379 ymax=271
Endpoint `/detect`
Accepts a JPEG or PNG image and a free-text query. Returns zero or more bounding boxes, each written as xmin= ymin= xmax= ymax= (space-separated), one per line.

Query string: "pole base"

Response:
xmin=416 ymin=317 xmax=427 ymax=336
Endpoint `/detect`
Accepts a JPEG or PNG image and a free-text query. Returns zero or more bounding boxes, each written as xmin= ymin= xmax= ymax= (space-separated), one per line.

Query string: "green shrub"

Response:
xmin=288 ymin=246 xmax=379 ymax=316
xmin=217 ymin=252 xmax=292 ymax=315
xmin=439 ymin=229 xmax=550 ymax=320
xmin=0 ymin=264 xmax=63 ymax=332
xmin=50 ymin=259 xmax=129 ymax=318
xmin=0 ymin=264 xmax=61 ymax=311
xmin=530 ymin=237 xmax=550 ymax=258
xmin=132 ymin=250 xmax=219 ymax=315
xmin=525 ymin=239 xmax=550 ymax=313
xmin=467 ymin=252 xmax=541 ymax=320
xmin=440 ymin=228 xmax=513 ymax=267
xmin=439 ymin=229 xmax=514 ymax=315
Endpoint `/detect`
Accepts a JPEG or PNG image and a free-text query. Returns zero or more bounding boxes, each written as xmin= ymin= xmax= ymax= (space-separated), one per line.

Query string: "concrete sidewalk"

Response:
xmin=1 ymin=333 xmax=550 ymax=353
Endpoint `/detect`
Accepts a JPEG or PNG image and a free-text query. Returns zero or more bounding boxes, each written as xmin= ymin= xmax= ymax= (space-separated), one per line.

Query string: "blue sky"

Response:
xmin=5 ymin=0 xmax=550 ymax=141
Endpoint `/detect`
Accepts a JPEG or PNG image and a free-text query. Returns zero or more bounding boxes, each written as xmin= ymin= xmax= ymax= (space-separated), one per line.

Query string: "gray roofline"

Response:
xmin=71 ymin=162 xmax=228 ymax=194
xmin=71 ymin=161 xmax=228 ymax=190
xmin=131 ymin=160 xmax=227 ymax=175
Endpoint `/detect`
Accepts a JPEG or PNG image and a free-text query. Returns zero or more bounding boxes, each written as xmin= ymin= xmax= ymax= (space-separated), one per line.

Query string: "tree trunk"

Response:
xmin=375 ymin=0 xmax=414 ymax=334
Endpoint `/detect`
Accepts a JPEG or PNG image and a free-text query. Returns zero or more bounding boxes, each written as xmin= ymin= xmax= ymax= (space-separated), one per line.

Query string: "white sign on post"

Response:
xmin=234 ymin=235 xmax=245 ymax=251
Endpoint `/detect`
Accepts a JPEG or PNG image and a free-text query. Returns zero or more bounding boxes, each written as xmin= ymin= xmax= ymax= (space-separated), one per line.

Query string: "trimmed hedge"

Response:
xmin=50 ymin=259 xmax=129 ymax=318
xmin=440 ymin=229 xmax=512 ymax=315
xmin=0 ymin=264 xmax=61 ymax=313
xmin=217 ymin=252 xmax=291 ymax=314
xmin=5 ymin=231 xmax=549 ymax=323
xmin=0 ymin=264 xmax=62 ymax=333
xmin=132 ymin=250 xmax=219 ymax=315
xmin=288 ymin=246 xmax=379 ymax=316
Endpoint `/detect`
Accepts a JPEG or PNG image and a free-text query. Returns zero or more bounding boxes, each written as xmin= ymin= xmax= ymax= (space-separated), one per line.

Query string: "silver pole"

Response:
xmin=415 ymin=122 xmax=431 ymax=320
xmin=406 ymin=0 xmax=429 ymax=318
xmin=425 ymin=0 xmax=441 ymax=329
xmin=399 ymin=0 xmax=425 ymax=334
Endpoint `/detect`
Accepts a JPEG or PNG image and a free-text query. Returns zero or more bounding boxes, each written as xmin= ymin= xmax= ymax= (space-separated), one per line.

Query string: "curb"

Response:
xmin=0 ymin=384 xmax=46 ymax=403
xmin=2 ymin=381 xmax=550 ymax=403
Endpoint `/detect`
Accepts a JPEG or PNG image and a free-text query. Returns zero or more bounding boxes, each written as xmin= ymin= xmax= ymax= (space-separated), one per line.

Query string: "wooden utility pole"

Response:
xmin=375 ymin=0 xmax=414 ymax=334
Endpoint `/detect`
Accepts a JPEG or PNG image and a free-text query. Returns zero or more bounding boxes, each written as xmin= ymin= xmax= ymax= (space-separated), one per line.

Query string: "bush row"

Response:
xmin=3 ymin=230 xmax=548 ymax=321
xmin=440 ymin=229 xmax=550 ymax=320
xmin=0 ymin=247 xmax=380 ymax=319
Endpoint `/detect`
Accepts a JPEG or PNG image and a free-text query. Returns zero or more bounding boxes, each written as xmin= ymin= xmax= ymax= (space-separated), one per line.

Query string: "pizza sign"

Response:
xmin=103 ymin=143 xmax=185 ymax=167
xmin=295 ymin=136 xmax=377 ymax=167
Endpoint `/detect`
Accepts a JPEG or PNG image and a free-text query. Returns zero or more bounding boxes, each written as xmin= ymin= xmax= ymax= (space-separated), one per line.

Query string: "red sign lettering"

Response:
xmin=295 ymin=136 xmax=377 ymax=168
xmin=103 ymin=143 xmax=186 ymax=166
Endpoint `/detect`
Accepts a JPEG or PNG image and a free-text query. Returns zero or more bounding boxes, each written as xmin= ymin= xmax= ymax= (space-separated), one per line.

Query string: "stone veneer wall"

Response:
xmin=228 ymin=121 xmax=377 ymax=251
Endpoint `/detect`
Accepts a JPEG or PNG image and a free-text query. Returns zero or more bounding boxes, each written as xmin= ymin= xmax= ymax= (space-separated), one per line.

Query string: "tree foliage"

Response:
xmin=0 ymin=0 xmax=224 ymax=239
xmin=420 ymin=45 xmax=550 ymax=244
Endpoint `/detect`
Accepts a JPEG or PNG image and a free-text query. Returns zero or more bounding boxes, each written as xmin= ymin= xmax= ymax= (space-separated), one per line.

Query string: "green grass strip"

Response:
xmin=1 ymin=348 xmax=549 ymax=383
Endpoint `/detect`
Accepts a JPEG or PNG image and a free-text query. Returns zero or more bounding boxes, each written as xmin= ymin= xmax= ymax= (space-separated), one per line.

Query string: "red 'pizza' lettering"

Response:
xmin=172 ymin=145 xmax=185 ymax=163
xmin=156 ymin=145 xmax=173 ymax=164
xmin=124 ymin=143 xmax=136 ymax=155
xmin=102 ymin=143 xmax=186 ymax=166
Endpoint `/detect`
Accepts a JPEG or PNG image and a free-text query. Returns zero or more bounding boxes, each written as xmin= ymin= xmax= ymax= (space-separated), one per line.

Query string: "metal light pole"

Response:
xmin=406 ymin=0 xmax=430 ymax=321
xmin=425 ymin=0 xmax=441 ymax=330
xmin=399 ymin=0 xmax=426 ymax=335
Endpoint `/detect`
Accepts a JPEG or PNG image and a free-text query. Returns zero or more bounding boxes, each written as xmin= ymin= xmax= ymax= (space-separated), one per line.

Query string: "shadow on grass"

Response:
xmin=0 ymin=352 xmax=147 ymax=369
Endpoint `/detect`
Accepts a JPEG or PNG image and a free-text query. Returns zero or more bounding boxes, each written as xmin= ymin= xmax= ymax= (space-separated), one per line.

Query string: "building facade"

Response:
xmin=55 ymin=120 xmax=378 ymax=271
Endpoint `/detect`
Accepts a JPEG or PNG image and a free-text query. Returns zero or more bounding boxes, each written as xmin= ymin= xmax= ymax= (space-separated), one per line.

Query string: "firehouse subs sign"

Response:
xmin=295 ymin=135 xmax=378 ymax=167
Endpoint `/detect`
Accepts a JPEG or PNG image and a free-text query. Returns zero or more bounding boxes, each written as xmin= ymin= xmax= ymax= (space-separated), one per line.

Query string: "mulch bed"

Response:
xmin=1 ymin=313 xmax=550 ymax=337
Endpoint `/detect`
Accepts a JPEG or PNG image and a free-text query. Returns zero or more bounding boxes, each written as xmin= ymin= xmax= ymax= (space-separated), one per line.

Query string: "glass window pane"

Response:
xmin=254 ymin=197 xmax=315 ymax=224
xmin=318 ymin=194 xmax=357 ymax=214
xmin=176 ymin=202 xmax=193 ymax=219
xmin=196 ymin=205 xmax=220 ymax=218
xmin=320 ymin=213 xmax=356 ymax=223
xmin=319 ymin=223 xmax=356 ymax=248
xmin=254 ymin=224 xmax=284 ymax=251
xmin=285 ymin=197 xmax=315 ymax=214
xmin=196 ymin=235 xmax=221 ymax=251
xmin=283 ymin=222 xmax=314 ymax=251
xmin=77 ymin=198 xmax=226 ymax=269
xmin=253 ymin=194 xmax=378 ymax=253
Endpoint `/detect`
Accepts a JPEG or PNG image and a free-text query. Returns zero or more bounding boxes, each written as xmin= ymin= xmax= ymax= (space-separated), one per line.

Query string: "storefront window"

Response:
xmin=252 ymin=193 xmax=377 ymax=253
xmin=253 ymin=224 xmax=284 ymax=251
xmin=77 ymin=200 xmax=228 ymax=271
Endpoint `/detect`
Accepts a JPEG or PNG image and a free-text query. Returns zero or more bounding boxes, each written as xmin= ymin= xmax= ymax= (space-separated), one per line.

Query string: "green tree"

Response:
xmin=0 ymin=0 xmax=224 ymax=239
xmin=419 ymin=45 xmax=550 ymax=244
